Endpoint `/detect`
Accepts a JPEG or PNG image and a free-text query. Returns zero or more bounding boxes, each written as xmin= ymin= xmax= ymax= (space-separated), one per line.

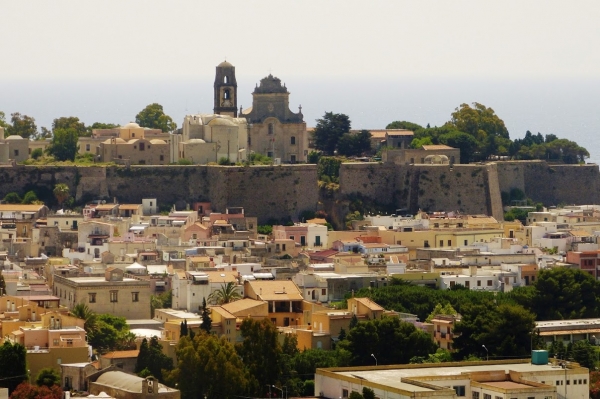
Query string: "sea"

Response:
xmin=1 ymin=76 xmax=599 ymax=164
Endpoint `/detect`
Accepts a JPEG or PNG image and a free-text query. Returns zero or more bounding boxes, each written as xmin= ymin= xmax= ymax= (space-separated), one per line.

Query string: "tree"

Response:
xmin=135 ymin=103 xmax=177 ymax=132
xmin=201 ymin=297 xmax=212 ymax=334
xmin=47 ymin=128 xmax=78 ymax=161
xmin=10 ymin=382 xmax=62 ymax=399
xmin=237 ymin=318 xmax=283 ymax=395
xmin=312 ymin=112 xmax=351 ymax=155
xmin=35 ymin=368 xmax=60 ymax=388
xmin=448 ymin=102 xmax=509 ymax=140
xmin=337 ymin=130 xmax=372 ymax=156
xmin=0 ymin=111 xmax=9 ymax=131
xmin=386 ymin=121 xmax=423 ymax=131
xmin=21 ymin=191 xmax=39 ymax=205
xmin=425 ymin=303 xmax=457 ymax=323
xmin=135 ymin=336 xmax=172 ymax=382
xmin=3 ymin=192 xmax=21 ymax=204
xmin=151 ymin=290 xmax=172 ymax=317
xmin=52 ymin=117 xmax=87 ymax=137
xmin=6 ymin=113 xmax=37 ymax=139
xmin=0 ymin=341 xmax=27 ymax=392
xmin=71 ymin=303 xmax=97 ymax=335
xmin=53 ymin=184 xmax=70 ymax=208
xmin=208 ymin=282 xmax=242 ymax=305
xmin=86 ymin=122 xmax=120 ymax=136
xmin=30 ymin=148 xmax=43 ymax=159
xmin=180 ymin=319 xmax=189 ymax=337
xmin=439 ymin=131 xmax=480 ymax=163
xmin=166 ymin=334 xmax=248 ymax=399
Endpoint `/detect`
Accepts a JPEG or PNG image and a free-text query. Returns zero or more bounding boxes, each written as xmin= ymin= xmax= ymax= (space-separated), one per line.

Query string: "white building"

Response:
xmin=316 ymin=358 xmax=588 ymax=399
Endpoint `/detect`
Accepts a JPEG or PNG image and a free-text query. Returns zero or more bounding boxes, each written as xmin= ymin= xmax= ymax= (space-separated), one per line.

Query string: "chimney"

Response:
xmin=31 ymin=311 xmax=36 ymax=322
xmin=50 ymin=316 xmax=55 ymax=329
xmin=11 ymin=302 xmax=15 ymax=311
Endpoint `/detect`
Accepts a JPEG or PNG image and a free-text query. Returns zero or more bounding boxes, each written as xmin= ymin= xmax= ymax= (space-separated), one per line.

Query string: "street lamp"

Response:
xmin=272 ymin=385 xmax=287 ymax=399
xmin=371 ymin=353 xmax=378 ymax=366
xmin=482 ymin=345 xmax=489 ymax=361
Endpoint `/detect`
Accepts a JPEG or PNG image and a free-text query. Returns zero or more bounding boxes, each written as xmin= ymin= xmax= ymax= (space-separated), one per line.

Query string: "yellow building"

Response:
xmin=97 ymin=123 xmax=169 ymax=165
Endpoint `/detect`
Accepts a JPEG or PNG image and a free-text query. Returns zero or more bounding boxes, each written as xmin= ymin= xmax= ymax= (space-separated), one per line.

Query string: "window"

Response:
xmin=224 ymin=76 xmax=228 ymax=84
xmin=86 ymin=144 xmax=91 ymax=151
xmin=477 ymin=280 xmax=481 ymax=286
xmin=88 ymin=293 xmax=96 ymax=303
xmin=465 ymin=281 xmax=470 ymax=288
xmin=472 ymin=392 xmax=480 ymax=399
xmin=342 ymin=389 xmax=349 ymax=398
xmin=110 ymin=291 xmax=118 ymax=303
xmin=14 ymin=149 xmax=19 ymax=156
xmin=453 ymin=386 xmax=466 ymax=396
xmin=291 ymin=136 xmax=296 ymax=145
xmin=483 ymin=394 xmax=491 ymax=399
xmin=290 ymin=235 xmax=294 ymax=240
xmin=139 ymin=143 xmax=145 ymax=151
xmin=268 ymin=123 xmax=274 ymax=135
xmin=424 ymin=240 xmax=429 ymax=247
xmin=322 ymin=288 xmax=326 ymax=295
xmin=566 ymin=380 xmax=570 ymax=385
xmin=439 ymin=240 xmax=443 ymax=247
xmin=487 ymin=280 xmax=492 ymax=286
xmin=448 ymin=240 xmax=451 ymax=246
xmin=160 ymin=155 xmax=164 ymax=161
xmin=132 ymin=292 xmax=139 ymax=302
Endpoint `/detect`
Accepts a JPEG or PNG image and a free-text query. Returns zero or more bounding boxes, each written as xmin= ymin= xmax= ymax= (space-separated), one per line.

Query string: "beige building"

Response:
xmin=88 ymin=370 xmax=180 ymax=399
xmin=96 ymin=123 xmax=169 ymax=165
xmin=383 ymin=144 xmax=461 ymax=165
xmin=316 ymin=358 xmax=588 ymax=399
xmin=0 ymin=135 xmax=29 ymax=163
xmin=53 ymin=267 xmax=152 ymax=319
xmin=242 ymin=73 xmax=308 ymax=163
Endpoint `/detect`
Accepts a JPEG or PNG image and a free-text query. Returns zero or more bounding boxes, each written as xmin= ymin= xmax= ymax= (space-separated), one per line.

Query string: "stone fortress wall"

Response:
xmin=0 ymin=161 xmax=598 ymax=223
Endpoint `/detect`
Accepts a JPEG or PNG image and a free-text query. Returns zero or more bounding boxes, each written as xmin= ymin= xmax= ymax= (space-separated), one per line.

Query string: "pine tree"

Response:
xmin=201 ymin=298 xmax=212 ymax=333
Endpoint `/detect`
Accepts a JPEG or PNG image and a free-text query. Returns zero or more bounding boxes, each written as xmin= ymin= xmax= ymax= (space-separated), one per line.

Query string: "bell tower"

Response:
xmin=214 ymin=60 xmax=238 ymax=117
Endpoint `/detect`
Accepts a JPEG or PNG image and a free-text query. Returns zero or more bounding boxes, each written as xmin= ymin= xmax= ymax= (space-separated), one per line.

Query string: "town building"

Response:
xmin=88 ymin=369 xmax=180 ymax=399
xmin=96 ymin=123 xmax=169 ymax=165
xmin=315 ymin=356 xmax=588 ymax=399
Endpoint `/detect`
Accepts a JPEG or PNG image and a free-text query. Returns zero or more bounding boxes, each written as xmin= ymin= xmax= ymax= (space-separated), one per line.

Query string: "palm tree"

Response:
xmin=71 ymin=303 xmax=97 ymax=334
xmin=53 ymin=183 xmax=70 ymax=208
xmin=208 ymin=282 xmax=242 ymax=305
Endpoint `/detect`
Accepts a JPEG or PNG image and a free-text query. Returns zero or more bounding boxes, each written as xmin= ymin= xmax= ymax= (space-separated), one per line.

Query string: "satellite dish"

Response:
xmin=101 ymin=200 xmax=106 ymax=204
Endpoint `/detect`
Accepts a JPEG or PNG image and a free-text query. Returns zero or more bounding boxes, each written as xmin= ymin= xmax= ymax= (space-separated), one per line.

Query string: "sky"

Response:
xmin=1 ymin=1 xmax=600 ymax=159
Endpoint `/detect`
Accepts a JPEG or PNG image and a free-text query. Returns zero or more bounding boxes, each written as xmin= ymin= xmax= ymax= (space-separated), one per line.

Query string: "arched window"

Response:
xmin=224 ymin=76 xmax=228 ymax=84
xmin=224 ymin=89 xmax=230 ymax=100
xmin=290 ymin=136 xmax=296 ymax=145
xmin=268 ymin=123 xmax=274 ymax=135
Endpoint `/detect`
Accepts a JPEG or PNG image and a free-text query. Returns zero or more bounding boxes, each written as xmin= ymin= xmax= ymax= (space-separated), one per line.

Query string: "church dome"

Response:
xmin=123 ymin=122 xmax=141 ymax=129
xmin=103 ymin=138 xmax=126 ymax=144
xmin=149 ymin=139 xmax=167 ymax=144
xmin=218 ymin=60 xmax=233 ymax=68
xmin=188 ymin=139 xmax=207 ymax=144
xmin=208 ymin=118 xmax=236 ymax=127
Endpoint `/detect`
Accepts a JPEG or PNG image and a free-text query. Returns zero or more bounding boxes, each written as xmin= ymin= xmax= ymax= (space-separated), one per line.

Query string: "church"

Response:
xmin=177 ymin=61 xmax=309 ymax=164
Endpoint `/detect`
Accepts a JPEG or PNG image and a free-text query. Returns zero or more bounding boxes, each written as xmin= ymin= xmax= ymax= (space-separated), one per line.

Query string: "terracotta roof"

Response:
xmin=118 ymin=204 xmax=142 ymax=210
xmin=247 ymin=280 xmax=303 ymax=301
xmin=221 ymin=298 xmax=267 ymax=315
xmin=353 ymin=297 xmax=384 ymax=311
xmin=101 ymin=350 xmax=140 ymax=359
xmin=95 ymin=204 xmax=118 ymax=211
xmin=0 ymin=204 xmax=46 ymax=212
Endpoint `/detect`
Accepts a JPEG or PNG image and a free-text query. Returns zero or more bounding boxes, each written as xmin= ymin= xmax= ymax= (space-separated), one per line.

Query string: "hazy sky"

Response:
xmin=2 ymin=1 xmax=599 ymax=80
xmin=2 ymin=1 xmax=600 ymax=162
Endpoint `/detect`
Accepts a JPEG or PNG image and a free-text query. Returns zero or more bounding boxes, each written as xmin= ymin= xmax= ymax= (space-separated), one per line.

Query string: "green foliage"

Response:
xmin=248 ymin=153 xmax=273 ymax=165
xmin=218 ymin=157 xmax=230 ymax=165
xmin=52 ymin=116 xmax=87 ymax=137
xmin=166 ymin=334 xmax=248 ymax=399
xmin=31 ymin=148 xmax=43 ymax=159
xmin=35 ymin=368 xmax=60 ymax=387
xmin=135 ymin=103 xmax=177 ymax=132
xmin=53 ymin=183 xmax=70 ymax=206
xmin=6 ymin=112 xmax=38 ymax=139
xmin=531 ymin=268 xmax=600 ymax=320
xmin=237 ymin=318 xmax=283 ymax=395
xmin=87 ymin=122 xmax=119 ymax=136
xmin=151 ymin=290 xmax=172 ymax=317
xmin=503 ymin=207 xmax=529 ymax=223
xmin=135 ymin=337 xmax=173 ymax=382
xmin=386 ymin=121 xmax=423 ymax=131
xmin=453 ymin=301 xmax=536 ymax=360
xmin=307 ymin=150 xmax=321 ymax=164
xmin=177 ymin=158 xmax=193 ymax=165
xmin=313 ymin=112 xmax=351 ymax=155
xmin=47 ymin=127 xmax=79 ymax=161
xmin=21 ymin=191 xmax=39 ymax=205
xmin=257 ymin=225 xmax=273 ymax=235
xmin=337 ymin=130 xmax=372 ymax=156
xmin=425 ymin=303 xmax=458 ymax=322
xmin=339 ymin=317 xmax=437 ymax=366
xmin=208 ymin=282 xmax=242 ymax=305
xmin=317 ymin=156 xmax=343 ymax=182
xmin=0 ymin=341 xmax=27 ymax=392
xmin=87 ymin=313 xmax=134 ymax=353
xmin=362 ymin=387 xmax=376 ymax=399
xmin=570 ymin=340 xmax=597 ymax=369
xmin=349 ymin=391 xmax=364 ymax=399
xmin=3 ymin=192 xmax=21 ymax=204
xmin=201 ymin=297 xmax=212 ymax=333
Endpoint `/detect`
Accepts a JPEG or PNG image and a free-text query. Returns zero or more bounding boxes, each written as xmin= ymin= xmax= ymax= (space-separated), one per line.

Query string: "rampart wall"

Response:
xmin=1 ymin=161 xmax=599 ymax=224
